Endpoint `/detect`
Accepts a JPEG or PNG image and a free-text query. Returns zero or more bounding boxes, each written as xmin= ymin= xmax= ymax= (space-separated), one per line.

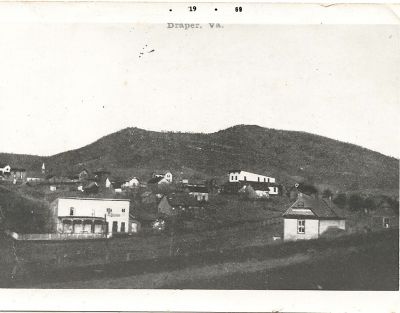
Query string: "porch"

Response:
xmin=58 ymin=217 xmax=107 ymax=234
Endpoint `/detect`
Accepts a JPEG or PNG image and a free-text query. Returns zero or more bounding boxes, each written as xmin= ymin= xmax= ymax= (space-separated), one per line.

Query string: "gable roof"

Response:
xmin=186 ymin=185 xmax=209 ymax=193
xmin=111 ymin=180 xmax=124 ymax=188
xmin=11 ymin=167 xmax=26 ymax=172
xmin=283 ymin=193 xmax=344 ymax=220
xmin=371 ymin=201 xmax=398 ymax=217
xmin=148 ymin=176 xmax=165 ymax=184
xmin=165 ymin=193 xmax=199 ymax=207
xmin=93 ymin=169 xmax=110 ymax=175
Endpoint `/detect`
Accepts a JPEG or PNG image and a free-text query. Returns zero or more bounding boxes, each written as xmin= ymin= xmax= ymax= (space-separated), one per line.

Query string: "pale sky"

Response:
xmin=0 ymin=24 xmax=399 ymax=157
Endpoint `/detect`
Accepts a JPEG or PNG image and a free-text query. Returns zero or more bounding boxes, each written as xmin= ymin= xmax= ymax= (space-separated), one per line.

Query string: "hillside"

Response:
xmin=1 ymin=125 xmax=398 ymax=195
xmin=0 ymin=153 xmax=43 ymax=172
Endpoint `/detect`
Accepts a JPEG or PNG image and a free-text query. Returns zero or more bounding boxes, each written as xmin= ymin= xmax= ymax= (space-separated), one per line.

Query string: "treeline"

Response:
xmin=291 ymin=183 xmax=398 ymax=213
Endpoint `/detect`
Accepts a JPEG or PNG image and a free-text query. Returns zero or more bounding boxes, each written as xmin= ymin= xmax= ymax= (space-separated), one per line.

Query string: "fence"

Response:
xmin=8 ymin=232 xmax=107 ymax=241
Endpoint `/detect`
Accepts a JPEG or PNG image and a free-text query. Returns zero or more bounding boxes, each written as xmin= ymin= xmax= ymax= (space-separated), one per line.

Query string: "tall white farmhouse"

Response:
xmin=283 ymin=193 xmax=345 ymax=241
xmin=228 ymin=170 xmax=275 ymax=183
xmin=50 ymin=197 xmax=130 ymax=235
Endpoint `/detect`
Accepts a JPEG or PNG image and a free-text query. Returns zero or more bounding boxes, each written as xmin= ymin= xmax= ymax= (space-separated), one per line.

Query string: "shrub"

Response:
xmin=333 ymin=193 xmax=347 ymax=208
xmin=348 ymin=194 xmax=364 ymax=211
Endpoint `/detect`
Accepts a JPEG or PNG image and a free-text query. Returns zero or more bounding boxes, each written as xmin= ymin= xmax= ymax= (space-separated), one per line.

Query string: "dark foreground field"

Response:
xmin=0 ymin=228 xmax=398 ymax=289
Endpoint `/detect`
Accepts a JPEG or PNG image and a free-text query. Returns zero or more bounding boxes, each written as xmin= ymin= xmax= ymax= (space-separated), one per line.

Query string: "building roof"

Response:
xmin=111 ymin=180 xmax=125 ymax=188
xmin=11 ymin=167 xmax=26 ymax=172
xmin=165 ymin=193 xmax=199 ymax=207
xmin=93 ymin=169 xmax=110 ymax=175
xmin=186 ymin=185 xmax=209 ymax=193
xmin=0 ymin=163 xmax=10 ymax=168
xmin=283 ymin=193 xmax=344 ymax=220
xmin=58 ymin=197 xmax=130 ymax=202
xmin=371 ymin=201 xmax=398 ymax=217
xmin=148 ymin=176 xmax=165 ymax=184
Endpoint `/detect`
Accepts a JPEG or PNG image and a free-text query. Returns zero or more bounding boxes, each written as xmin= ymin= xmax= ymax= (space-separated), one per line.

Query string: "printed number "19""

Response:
xmin=235 ymin=6 xmax=242 ymax=12
xmin=189 ymin=6 xmax=197 ymax=11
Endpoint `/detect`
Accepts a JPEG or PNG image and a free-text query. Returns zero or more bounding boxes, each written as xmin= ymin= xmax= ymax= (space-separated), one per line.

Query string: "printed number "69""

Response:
xmin=235 ymin=6 xmax=242 ymax=12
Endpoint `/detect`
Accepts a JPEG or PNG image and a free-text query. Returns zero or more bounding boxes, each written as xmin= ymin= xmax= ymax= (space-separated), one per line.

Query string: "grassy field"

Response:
xmin=0 ymin=228 xmax=397 ymax=289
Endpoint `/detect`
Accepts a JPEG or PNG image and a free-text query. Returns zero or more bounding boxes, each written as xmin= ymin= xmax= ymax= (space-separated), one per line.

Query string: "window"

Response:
xmin=257 ymin=177 xmax=260 ymax=182
xmin=121 ymin=222 xmax=125 ymax=232
xmin=122 ymin=208 xmax=126 ymax=213
xmin=70 ymin=207 xmax=74 ymax=216
xmin=267 ymin=178 xmax=270 ymax=182
xmin=297 ymin=201 xmax=304 ymax=208
xmin=235 ymin=176 xmax=237 ymax=180
xmin=244 ymin=176 xmax=247 ymax=181
xmin=264 ymin=178 xmax=266 ymax=182
xmin=383 ymin=217 xmax=390 ymax=228
xmin=297 ymin=219 xmax=305 ymax=234
xmin=107 ymin=208 xmax=112 ymax=215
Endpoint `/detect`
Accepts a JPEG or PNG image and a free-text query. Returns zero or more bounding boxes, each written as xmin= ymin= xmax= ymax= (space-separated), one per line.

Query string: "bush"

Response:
xmin=333 ymin=193 xmax=347 ymax=208
xmin=320 ymin=227 xmax=347 ymax=239
xmin=322 ymin=188 xmax=333 ymax=199
xmin=348 ymin=194 xmax=364 ymax=211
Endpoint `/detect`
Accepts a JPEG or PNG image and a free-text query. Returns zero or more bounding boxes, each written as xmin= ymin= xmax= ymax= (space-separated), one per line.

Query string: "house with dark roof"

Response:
xmin=0 ymin=164 xmax=26 ymax=182
xmin=283 ymin=193 xmax=345 ymax=241
xmin=158 ymin=193 xmax=203 ymax=218
xmin=122 ymin=176 xmax=140 ymax=188
xmin=148 ymin=176 xmax=170 ymax=185
xmin=239 ymin=184 xmax=270 ymax=199
xmin=369 ymin=201 xmax=398 ymax=230
xmin=185 ymin=184 xmax=209 ymax=201
xmin=148 ymin=171 xmax=173 ymax=185
xmin=223 ymin=180 xmax=281 ymax=196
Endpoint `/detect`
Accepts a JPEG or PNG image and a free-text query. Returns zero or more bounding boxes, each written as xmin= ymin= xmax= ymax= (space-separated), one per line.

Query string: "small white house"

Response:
xmin=148 ymin=173 xmax=172 ymax=185
xmin=153 ymin=171 xmax=173 ymax=183
xmin=228 ymin=170 xmax=275 ymax=183
xmin=283 ymin=193 xmax=345 ymax=241
xmin=122 ymin=177 xmax=140 ymax=188
xmin=0 ymin=164 xmax=11 ymax=174
xmin=164 ymin=171 xmax=172 ymax=182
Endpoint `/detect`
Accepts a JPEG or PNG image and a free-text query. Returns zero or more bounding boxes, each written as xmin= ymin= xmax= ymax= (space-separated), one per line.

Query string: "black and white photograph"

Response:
xmin=0 ymin=1 xmax=398 ymax=301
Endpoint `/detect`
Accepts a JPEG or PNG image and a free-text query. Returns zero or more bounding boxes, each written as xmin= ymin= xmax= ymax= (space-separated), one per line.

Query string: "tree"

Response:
xmin=348 ymin=194 xmax=364 ymax=211
xmin=298 ymin=183 xmax=318 ymax=196
xmin=322 ymin=188 xmax=333 ymax=199
xmin=333 ymin=193 xmax=347 ymax=208
xmin=363 ymin=197 xmax=375 ymax=211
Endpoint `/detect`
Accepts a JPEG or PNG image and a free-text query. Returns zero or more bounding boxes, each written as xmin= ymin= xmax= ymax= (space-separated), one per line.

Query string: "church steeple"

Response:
xmin=41 ymin=162 xmax=46 ymax=174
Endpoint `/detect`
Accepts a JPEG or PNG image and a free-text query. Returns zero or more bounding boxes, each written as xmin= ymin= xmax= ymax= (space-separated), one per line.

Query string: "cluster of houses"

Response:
xmin=0 ymin=163 xmax=27 ymax=183
xmin=1 ymin=161 xmax=398 ymax=241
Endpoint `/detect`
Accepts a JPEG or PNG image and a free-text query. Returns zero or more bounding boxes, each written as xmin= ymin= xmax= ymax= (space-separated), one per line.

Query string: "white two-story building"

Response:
xmin=227 ymin=169 xmax=279 ymax=195
xmin=228 ymin=170 xmax=276 ymax=183
xmin=50 ymin=197 xmax=130 ymax=236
